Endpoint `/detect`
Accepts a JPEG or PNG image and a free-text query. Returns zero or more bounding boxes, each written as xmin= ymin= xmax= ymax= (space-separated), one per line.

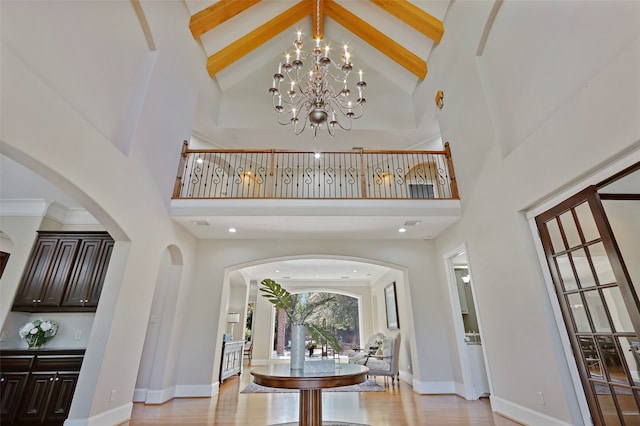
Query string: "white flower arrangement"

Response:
xmin=375 ymin=338 xmax=383 ymax=346
xmin=19 ymin=319 xmax=58 ymax=348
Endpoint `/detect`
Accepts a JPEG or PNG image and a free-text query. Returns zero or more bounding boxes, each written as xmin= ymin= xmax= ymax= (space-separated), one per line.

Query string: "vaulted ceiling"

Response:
xmin=189 ymin=0 xmax=444 ymax=79
xmin=183 ymin=0 xmax=451 ymax=151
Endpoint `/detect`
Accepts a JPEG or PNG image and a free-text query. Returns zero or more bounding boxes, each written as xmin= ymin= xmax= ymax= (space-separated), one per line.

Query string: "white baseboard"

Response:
xmin=491 ymin=395 xmax=574 ymax=426
xmin=412 ymin=379 xmax=455 ymax=394
xmin=398 ymin=370 xmax=413 ymax=385
xmin=64 ymin=402 xmax=133 ymax=426
xmin=453 ymin=381 xmax=468 ymax=398
xmin=145 ymin=386 xmax=176 ymax=404
xmin=174 ymin=382 xmax=218 ymax=398
xmin=132 ymin=388 xmax=147 ymax=403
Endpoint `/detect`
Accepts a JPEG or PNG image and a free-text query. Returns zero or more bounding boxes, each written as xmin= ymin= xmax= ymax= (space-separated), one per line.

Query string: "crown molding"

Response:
xmin=0 ymin=199 xmax=98 ymax=225
xmin=0 ymin=199 xmax=48 ymax=217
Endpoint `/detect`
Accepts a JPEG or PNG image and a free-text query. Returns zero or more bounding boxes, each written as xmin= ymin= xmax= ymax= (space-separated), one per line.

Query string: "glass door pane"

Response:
xmin=536 ymin=186 xmax=640 ymax=425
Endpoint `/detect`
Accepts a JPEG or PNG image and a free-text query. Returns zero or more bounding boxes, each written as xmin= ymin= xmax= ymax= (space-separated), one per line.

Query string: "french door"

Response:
xmin=536 ymin=186 xmax=640 ymax=425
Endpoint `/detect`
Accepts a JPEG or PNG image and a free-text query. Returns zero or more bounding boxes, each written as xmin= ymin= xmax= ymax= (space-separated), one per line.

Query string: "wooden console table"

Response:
xmin=251 ymin=363 xmax=368 ymax=426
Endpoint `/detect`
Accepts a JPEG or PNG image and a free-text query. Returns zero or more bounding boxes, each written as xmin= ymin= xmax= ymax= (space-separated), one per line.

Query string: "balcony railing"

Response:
xmin=172 ymin=142 xmax=459 ymax=200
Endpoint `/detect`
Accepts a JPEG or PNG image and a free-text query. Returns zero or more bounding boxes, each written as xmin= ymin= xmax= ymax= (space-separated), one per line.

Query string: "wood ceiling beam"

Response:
xmin=312 ymin=0 xmax=325 ymax=40
xmin=190 ymin=0 xmax=262 ymax=39
xmin=370 ymin=0 xmax=444 ymax=44
xmin=206 ymin=1 xmax=311 ymax=77
xmin=324 ymin=0 xmax=427 ymax=79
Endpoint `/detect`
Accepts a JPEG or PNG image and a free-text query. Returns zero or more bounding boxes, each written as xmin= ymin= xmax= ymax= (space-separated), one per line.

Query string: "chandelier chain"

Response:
xmin=316 ymin=0 xmax=321 ymax=40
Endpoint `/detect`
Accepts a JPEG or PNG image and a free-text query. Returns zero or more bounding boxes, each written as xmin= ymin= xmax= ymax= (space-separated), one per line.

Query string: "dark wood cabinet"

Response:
xmin=0 ymin=372 xmax=29 ymax=422
xmin=0 ymin=350 xmax=84 ymax=425
xmin=13 ymin=232 xmax=113 ymax=312
xmin=61 ymin=238 xmax=114 ymax=309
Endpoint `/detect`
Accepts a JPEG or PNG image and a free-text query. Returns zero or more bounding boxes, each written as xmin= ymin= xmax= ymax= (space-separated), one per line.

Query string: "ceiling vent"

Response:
xmin=190 ymin=220 xmax=210 ymax=226
xmin=404 ymin=220 xmax=422 ymax=226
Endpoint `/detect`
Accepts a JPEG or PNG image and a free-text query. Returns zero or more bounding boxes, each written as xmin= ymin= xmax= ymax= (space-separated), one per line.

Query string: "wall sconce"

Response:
xmin=227 ymin=312 xmax=240 ymax=337
xmin=435 ymin=90 xmax=444 ymax=109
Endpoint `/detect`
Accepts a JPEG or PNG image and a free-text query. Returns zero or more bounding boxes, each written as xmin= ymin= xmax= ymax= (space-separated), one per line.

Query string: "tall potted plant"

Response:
xmin=260 ymin=278 xmax=341 ymax=369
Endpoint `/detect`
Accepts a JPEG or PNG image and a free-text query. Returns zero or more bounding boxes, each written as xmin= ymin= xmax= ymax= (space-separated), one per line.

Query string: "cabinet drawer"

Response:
xmin=32 ymin=355 xmax=83 ymax=372
xmin=0 ymin=356 xmax=34 ymax=371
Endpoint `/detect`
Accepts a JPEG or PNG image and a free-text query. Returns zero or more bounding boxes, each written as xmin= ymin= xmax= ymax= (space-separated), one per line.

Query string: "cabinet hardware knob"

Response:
xmin=49 ymin=377 xmax=54 ymax=381
xmin=37 ymin=299 xmax=42 ymax=303
xmin=1 ymin=377 xmax=4 ymax=382
xmin=33 ymin=299 xmax=37 ymax=303
xmin=55 ymin=377 xmax=59 ymax=381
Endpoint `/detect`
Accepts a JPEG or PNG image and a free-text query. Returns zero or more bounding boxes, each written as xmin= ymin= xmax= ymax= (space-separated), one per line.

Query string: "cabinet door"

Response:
xmin=62 ymin=238 xmax=102 ymax=307
xmin=62 ymin=238 xmax=113 ymax=309
xmin=0 ymin=372 xmax=29 ymax=424
xmin=39 ymin=239 xmax=79 ymax=307
xmin=14 ymin=238 xmax=58 ymax=308
xmin=17 ymin=372 xmax=54 ymax=423
xmin=45 ymin=373 xmax=79 ymax=422
xmin=84 ymin=239 xmax=114 ymax=308
xmin=14 ymin=238 xmax=79 ymax=310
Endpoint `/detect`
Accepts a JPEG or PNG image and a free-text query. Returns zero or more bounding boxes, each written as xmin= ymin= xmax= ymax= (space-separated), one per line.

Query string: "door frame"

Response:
xmin=443 ymin=243 xmax=492 ymax=400
xmin=525 ymin=152 xmax=640 ymax=425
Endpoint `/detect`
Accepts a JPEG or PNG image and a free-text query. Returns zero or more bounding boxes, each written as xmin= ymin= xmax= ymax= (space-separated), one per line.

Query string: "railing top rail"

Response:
xmin=183 ymin=148 xmax=449 ymax=155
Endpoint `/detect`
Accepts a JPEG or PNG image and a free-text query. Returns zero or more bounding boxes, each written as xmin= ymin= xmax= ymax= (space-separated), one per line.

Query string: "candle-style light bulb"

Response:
xmin=359 ymin=70 xmax=363 ymax=82
xmin=316 ymin=38 xmax=320 ymax=48
xmin=297 ymin=31 xmax=302 ymax=41
xmin=278 ymin=63 xmax=282 ymax=73
xmin=296 ymin=48 xmax=301 ymax=60
xmin=324 ymin=45 xmax=329 ymax=58
xmin=285 ymin=53 xmax=290 ymax=64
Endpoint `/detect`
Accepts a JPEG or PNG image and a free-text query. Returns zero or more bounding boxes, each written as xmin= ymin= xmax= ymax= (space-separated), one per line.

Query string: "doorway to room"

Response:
xmin=534 ymin=165 xmax=639 ymax=425
xmin=444 ymin=246 xmax=491 ymax=400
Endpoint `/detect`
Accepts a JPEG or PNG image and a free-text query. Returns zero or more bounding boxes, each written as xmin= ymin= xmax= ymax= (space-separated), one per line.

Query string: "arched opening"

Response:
xmin=223 ymin=255 xmax=411 ymax=372
xmin=134 ymin=244 xmax=185 ymax=404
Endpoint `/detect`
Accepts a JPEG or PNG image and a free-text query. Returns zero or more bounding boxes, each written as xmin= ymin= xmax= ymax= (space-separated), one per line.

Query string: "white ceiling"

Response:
xmin=240 ymin=258 xmax=391 ymax=285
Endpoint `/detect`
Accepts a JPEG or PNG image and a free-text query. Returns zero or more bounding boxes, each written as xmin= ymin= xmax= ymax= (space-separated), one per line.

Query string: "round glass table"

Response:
xmin=251 ymin=363 xmax=369 ymax=426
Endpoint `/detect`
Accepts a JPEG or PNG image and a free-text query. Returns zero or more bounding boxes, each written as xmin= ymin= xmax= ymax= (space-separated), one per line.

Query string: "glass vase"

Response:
xmin=290 ymin=324 xmax=306 ymax=371
xmin=26 ymin=336 xmax=45 ymax=349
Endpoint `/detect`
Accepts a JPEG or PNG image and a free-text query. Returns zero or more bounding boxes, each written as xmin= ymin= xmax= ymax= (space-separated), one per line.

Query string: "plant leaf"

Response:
xmin=259 ymin=278 xmax=294 ymax=323
xmin=306 ymin=322 xmax=341 ymax=353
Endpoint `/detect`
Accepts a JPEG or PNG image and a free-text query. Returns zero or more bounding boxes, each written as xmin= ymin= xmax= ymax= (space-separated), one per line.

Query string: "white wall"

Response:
xmin=174 ymin=239 xmax=453 ymax=392
xmin=1 ymin=1 xmax=204 ymax=424
xmin=429 ymin=1 xmax=640 ymax=425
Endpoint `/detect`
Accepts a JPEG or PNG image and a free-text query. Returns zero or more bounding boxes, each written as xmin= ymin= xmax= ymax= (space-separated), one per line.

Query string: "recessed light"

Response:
xmin=275 ymin=270 xmax=280 ymax=273
xmin=398 ymin=228 xmax=406 ymax=233
xmin=353 ymin=270 xmax=358 ymax=273
xmin=228 ymin=228 xmax=237 ymax=233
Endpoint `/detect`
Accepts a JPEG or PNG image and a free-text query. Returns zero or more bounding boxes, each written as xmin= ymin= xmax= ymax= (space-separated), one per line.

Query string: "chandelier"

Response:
xmin=268 ymin=2 xmax=366 ymax=137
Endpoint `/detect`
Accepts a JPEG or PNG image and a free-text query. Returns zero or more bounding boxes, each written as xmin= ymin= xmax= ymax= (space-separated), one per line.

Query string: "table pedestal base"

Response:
xmin=299 ymin=389 xmax=322 ymax=426
xmin=274 ymin=423 xmax=369 ymax=426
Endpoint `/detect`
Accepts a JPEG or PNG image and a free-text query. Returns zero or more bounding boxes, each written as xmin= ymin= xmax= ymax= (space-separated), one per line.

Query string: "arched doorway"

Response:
xmin=134 ymin=245 xmax=184 ymax=404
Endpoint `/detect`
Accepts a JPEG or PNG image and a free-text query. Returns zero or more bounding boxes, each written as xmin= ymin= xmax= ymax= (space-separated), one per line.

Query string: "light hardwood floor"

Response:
xmin=123 ymin=364 xmax=521 ymax=426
